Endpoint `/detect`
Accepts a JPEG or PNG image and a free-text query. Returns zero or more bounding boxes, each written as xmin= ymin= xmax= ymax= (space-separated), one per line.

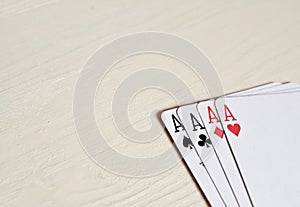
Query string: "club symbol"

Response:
xmin=198 ymin=134 xmax=212 ymax=148
xmin=183 ymin=136 xmax=193 ymax=149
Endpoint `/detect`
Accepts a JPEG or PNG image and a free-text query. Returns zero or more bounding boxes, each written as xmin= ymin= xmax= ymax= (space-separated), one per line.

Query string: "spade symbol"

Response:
xmin=183 ymin=136 xmax=193 ymax=149
xmin=198 ymin=134 xmax=208 ymax=147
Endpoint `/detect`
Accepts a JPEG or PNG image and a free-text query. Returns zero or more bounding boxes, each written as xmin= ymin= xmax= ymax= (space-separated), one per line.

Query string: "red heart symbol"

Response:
xmin=227 ymin=124 xmax=241 ymax=137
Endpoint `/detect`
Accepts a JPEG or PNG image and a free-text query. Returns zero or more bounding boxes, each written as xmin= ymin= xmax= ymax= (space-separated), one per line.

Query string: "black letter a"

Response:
xmin=190 ymin=113 xmax=205 ymax=131
xmin=172 ymin=114 xmax=184 ymax=133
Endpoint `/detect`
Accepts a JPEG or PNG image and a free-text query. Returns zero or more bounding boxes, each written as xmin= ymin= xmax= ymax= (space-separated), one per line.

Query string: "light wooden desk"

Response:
xmin=1 ymin=0 xmax=300 ymax=206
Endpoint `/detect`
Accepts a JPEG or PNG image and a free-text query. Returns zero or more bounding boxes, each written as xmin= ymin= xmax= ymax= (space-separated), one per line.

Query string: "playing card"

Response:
xmin=161 ymin=82 xmax=300 ymax=206
xmin=215 ymin=90 xmax=300 ymax=206
xmin=161 ymin=109 xmax=225 ymax=206
xmin=197 ymin=82 xmax=300 ymax=206
xmin=177 ymin=104 xmax=239 ymax=206
xmin=162 ymin=83 xmax=287 ymax=206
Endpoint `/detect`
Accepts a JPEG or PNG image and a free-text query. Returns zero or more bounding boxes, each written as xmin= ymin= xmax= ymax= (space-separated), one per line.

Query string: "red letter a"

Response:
xmin=224 ymin=104 xmax=237 ymax=121
xmin=208 ymin=106 xmax=220 ymax=124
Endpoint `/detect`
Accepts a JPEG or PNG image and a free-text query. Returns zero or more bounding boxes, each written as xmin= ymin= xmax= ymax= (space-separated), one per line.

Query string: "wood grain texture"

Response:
xmin=1 ymin=0 xmax=300 ymax=206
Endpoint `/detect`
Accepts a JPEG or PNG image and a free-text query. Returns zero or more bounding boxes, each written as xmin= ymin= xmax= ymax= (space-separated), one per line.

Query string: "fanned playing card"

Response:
xmin=197 ymin=82 xmax=300 ymax=206
xmin=214 ymin=89 xmax=300 ymax=206
xmin=161 ymin=109 xmax=226 ymax=206
xmin=161 ymin=82 xmax=300 ymax=206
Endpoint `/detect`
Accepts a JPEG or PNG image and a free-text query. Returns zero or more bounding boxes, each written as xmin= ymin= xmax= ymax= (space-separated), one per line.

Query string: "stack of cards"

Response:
xmin=161 ymin=82 xmax=300 ymax=206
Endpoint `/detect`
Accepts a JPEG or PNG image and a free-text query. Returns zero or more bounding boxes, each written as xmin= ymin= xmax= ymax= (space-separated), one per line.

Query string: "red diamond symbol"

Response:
xmin=214 ymin=126 xmax=224 ymax=138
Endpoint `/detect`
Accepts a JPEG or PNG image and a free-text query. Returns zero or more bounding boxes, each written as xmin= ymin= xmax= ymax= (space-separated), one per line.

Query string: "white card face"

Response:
xmin=161 ymin=109 xmax=225 ymax=206
xmin=196 ymin=83 xmax=300 ymax=206
xmin=215 ymin=91 xmax=300 ymax=206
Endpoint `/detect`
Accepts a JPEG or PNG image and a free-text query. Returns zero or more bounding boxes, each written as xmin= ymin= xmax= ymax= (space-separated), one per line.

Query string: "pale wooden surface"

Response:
xmin=1 ymin=0 xmax=300 ymax=206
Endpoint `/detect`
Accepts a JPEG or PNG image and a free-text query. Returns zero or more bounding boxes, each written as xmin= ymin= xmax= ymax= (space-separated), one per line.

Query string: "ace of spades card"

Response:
xmin=161 ymin=108 xmax=226 ymax=206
